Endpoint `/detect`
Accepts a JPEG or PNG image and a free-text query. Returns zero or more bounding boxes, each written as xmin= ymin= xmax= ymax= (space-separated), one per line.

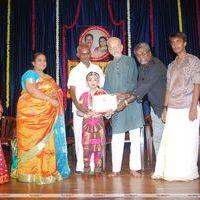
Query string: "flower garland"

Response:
xmin=62 ymin=0 xmax=82 ymax=108
xmin=107 ymin=0 xmax=126 ymax=54
xmin=127 ymin=0 xmax=131 ymax=56
xmin=6 ymin=0 xmax=11 ymax=108
xmin=32 ymin=0 xmax=36 ymax=50
xmin=149 ymin=0 xmax=154 ymax=47
xmin=56 ymin=0 xmax=60 ymax=85
xmin=177 ymin=0 xmax=183 ymax=32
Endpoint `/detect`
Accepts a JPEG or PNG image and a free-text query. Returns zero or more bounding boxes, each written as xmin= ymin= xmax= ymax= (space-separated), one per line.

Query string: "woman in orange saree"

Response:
xmin=11 ymin=53 xmax=70 ymax=185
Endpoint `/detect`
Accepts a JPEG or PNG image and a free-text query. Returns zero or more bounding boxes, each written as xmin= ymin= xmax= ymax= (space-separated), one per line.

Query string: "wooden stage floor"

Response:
xmin=0 ymin=145 xmax=199 ymax=200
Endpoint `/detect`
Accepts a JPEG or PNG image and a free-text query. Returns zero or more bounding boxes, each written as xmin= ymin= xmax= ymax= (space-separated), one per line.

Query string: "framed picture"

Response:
xmin=79 ymin=26 xmax=111 ymax=61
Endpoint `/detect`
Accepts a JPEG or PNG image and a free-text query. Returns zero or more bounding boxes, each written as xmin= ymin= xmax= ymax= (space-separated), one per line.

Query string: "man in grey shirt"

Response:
xmin=117 ymin=43 xmax=167 ymax=156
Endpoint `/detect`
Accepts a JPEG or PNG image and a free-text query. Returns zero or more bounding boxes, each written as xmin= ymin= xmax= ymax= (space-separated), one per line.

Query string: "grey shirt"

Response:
xmin=135 ymin=57 xmax=167 ymax=118
xmin=104 ymin=55 xmax=144 ymax=133
xmin=167 ymin=53 xmax=200 ymax=108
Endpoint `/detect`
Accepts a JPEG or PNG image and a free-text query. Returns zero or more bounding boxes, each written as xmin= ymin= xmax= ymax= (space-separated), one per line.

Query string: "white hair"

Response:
xmin=107 ymin=37 xmax=122 ymax=46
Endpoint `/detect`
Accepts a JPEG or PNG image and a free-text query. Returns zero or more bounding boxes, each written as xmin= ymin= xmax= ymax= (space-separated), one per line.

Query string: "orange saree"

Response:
xmin=11 ymin=71 xmax=70 ymax=185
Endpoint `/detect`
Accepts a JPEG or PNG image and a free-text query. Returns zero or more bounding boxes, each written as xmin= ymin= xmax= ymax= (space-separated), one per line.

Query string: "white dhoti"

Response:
xmin=111 ymin=128 xmax=142 ymax=172
xmin=73 ymin=112 xmax=94 ymax=172
xmin=153 ymin=107 xmax=200 ymax=181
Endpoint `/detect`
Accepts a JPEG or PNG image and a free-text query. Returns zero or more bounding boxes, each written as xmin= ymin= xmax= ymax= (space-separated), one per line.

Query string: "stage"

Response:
xmin=0 ymin=1 xmax=200 ymax=199
xmin=0 ymin=145 xmax=199 ymax=200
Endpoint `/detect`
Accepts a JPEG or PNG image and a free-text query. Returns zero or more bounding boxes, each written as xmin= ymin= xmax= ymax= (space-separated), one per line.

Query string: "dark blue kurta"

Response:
xmin=104 ymin=55 xmax=144 ymax=133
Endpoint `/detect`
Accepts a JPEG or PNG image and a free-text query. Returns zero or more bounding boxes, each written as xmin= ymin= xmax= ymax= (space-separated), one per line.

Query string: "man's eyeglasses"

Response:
xmin=135 ymin=51 xmax=149 ymax=57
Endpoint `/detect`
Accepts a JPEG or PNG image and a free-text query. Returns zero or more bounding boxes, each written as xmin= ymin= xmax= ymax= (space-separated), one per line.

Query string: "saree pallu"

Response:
xmin=11 ymin=74 xmax=70 ymax=185
xmin=0 ymin=142 xmax=9 ymax=184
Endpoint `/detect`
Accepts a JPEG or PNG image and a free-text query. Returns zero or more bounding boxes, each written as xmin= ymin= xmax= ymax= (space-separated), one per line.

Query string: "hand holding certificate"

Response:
xmin=92 ymin=94 xmax=117 ymax=113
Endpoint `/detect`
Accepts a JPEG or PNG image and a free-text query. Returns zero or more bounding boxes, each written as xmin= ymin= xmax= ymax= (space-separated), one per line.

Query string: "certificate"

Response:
xmin=92 ymin=94 xmax=117 ymax=112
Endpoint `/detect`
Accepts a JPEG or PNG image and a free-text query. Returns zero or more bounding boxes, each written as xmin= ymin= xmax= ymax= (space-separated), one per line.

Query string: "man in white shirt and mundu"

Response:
xmin=67 ymin=44 xmax=104 ymax=173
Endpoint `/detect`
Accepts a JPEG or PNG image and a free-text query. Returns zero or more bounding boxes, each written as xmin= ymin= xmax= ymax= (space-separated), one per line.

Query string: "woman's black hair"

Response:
xmin=30 ymin=52 xmax=46 ymax=69
xmin=98 ymin=36 xmax=107 ymax=46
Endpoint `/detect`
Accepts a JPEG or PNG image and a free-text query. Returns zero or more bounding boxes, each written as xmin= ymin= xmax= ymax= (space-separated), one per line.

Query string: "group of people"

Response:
xmin=115 ymin=33 xmax=200 ymax=181
xmin=0 ymin=32 xmax=199 ymax=185
xmin=69 ymin=32 xmax=199 ymax=181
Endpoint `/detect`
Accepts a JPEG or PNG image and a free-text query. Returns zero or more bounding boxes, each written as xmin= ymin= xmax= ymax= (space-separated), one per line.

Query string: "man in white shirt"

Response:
xmin=67 ymin=44 xmax=104 ymax=173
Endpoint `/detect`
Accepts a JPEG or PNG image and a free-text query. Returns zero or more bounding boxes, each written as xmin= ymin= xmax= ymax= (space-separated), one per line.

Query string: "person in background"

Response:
xmin=117 ymin=42 xmax=167 ymax=157
xmin=0 ymin=101 xmax=9 ymax=184
xmin=93 ymin=36 xmax=108 ymax=58
xmin=84 ymin=33 xmax=94 ymax=52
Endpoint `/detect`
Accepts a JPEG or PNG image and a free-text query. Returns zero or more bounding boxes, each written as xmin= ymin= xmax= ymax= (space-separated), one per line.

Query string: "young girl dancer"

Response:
xmin=78 ymin=72 xmax=112 ymax=176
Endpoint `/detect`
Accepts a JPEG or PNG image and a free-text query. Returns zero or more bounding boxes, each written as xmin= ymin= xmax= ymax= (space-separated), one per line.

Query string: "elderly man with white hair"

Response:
xmin=104 ymin=37 xmax=144 ymax=177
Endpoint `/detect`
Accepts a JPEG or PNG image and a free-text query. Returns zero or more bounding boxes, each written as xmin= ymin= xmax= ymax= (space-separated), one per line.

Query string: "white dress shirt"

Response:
xmin=67 ymin=61 xmax=105 ymax=112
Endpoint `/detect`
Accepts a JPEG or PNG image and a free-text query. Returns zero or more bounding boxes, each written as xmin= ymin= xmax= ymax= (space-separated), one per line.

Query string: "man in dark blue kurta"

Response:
xmin=104 ymin=37 xmax=144 ymax=176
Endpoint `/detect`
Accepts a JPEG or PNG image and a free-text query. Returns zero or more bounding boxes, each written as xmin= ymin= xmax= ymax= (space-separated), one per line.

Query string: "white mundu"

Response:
xmin=153 ymin=107 xmax=200 ymax=181
xmin=92 ymin=94 xmax=117 ymax=112
xmin=67 ymin=61 xmax=105 ymax=172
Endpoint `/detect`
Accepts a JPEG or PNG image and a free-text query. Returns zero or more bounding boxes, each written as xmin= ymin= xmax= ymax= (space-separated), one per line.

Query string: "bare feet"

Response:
xmin=130 ymin=170 xmax=142 ymax=177
xmin=82 ymin=173 xmax=89 ymax=179
xmin=74 ymin=171 xmax=84 ymax=175
xmin=151 ymin=174 xmax=160 ymax=180
xmin=95 ymin=172 xmax=103 ymax=178
xmin=108 ymin=172 xmax=120 ymax=177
